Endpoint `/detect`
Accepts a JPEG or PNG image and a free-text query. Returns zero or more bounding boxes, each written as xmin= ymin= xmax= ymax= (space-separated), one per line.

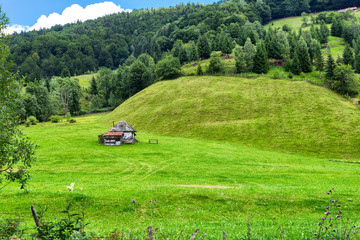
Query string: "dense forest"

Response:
xmin=8 ymin=0 xmax=360 ymax=123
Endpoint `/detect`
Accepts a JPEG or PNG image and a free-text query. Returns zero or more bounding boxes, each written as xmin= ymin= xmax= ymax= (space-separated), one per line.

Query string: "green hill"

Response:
xmin=105 ymin=76 xmax=360 ymax=159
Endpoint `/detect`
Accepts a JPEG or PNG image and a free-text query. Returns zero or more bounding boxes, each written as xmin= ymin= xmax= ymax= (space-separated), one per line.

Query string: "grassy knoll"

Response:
xmin=71 ymin=73 xmax=97 ymax=88
xmin=4 ymin=113 xmax=360 ymax=238
xmin=106 ymin=76 xmax=360 ymax=160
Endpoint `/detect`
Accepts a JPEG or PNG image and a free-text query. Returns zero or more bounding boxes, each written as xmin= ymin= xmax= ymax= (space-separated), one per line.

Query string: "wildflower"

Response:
xmin=346 ymin=233 xmax=350 ymax=236
xmin=338 ymin=204 xmax=341 ymax=207
xmin=325 ymin=211 xmax=331 ymax=215
xmin=314 ymin=233 xmax=317 ymax=236
xmin=333 ymin=229 xmax=336 ymax=232
xmin=330 ymin=190 xmax=332 ymax=193
xmin=322 ymin=217 xmax=325 ymax=220
xmin=318 ymin=221 xmax=322 ymax=226
xmin=327 ymin=192 xmax=330 ymax=195
xmin=326 ymin=206 xmax=330 ymax=210
xmin=132 ymin=200 xmax=136 ymax=203
xmin=329 ymin=217 xmax=332 ymax=221
xmin=339 ymin=210 xmax=342 ymax=214
xmin=66 ymin=183 xmax=75 ymax=192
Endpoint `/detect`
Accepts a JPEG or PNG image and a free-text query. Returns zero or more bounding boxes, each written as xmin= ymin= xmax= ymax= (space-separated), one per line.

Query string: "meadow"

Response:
xmin=4 ymin=75 xmax=360 ymax=239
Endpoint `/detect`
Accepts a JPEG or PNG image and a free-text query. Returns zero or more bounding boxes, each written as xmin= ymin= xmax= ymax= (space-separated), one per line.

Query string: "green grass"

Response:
xmin=4 ymin=112 xmax=360 ymax=238
xmin=106 ymin=75 xmax=360 ymax=160
xmin=71 ymin=73 xmax=97 ymax=88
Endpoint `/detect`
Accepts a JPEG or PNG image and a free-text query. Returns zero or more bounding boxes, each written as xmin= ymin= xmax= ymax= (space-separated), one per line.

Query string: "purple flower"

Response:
xmin=330 ymin=190 xmax=332 ymax=193
xmin=325 ymin=211 xmax=331 ymax=215
xmin=347 ymin=233 xmax=350 ymax=236
xmin=338 ymin=204 xmax=341 ymax=207
xmin=314 ymin=233 xmax=317 ymax=236
xmin=329 ymin=217 xmax=332 ymax=221
xmin=132 ymin=199 xmax=136 ymax=203
xmin=327 ymin=192 xmax=330 ymax=195
xmin=339 ymin=210 xmax=342 ymax=214
xmin=332 ymin=188 xmax=334 ymax=190
xmin=333 ymin=229 xmax=336 ymax=232
xmin=326 ymin=206 xmax=330 ymax=210
xmin=318 ymin=221 xmax=322 ymax=226
xmin=322 ymin=217 xmax=325 ymax=220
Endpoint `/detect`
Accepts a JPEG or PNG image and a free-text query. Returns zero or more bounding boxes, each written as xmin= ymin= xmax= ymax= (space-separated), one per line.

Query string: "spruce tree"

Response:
xmin=90 ymin=76 xmax=98 ymax=95
xmin=197 ymin=35 xmax=211 ymax=59
xmin=313 ymin=42 xmax=324 ymax=78
xmin=253 ymin=41 xmax=269 ymax=74
xmin=296 ymin=37 xmax=312 ymax=73
xmin=196 ymin=63 xmax=203 ymax=75
xmin=188 ymin=41 xmax=198 ymax=61
xmin=220 ymin=34 xmax=234 ymax=54
xmin=355 ymin=52 xmax=360 ymax=74
xmin=325 ymin=52 xmax=336 ymax=79
xmin=319 ymin=20 xmax=330 ymax=44
xmin=291 ymin=51 xmax=302 ymax=75
xmin=343 ymin=44 xmax=354 ymax=67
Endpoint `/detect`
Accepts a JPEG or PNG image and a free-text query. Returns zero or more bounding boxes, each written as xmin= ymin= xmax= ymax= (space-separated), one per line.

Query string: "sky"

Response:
xmin=0 ymin=0 xmax=215 ymax=34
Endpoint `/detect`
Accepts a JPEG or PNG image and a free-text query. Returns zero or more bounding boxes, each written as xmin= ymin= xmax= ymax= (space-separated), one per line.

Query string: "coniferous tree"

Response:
xmin=296 ymin=37 xmax=312 ymax=73
xmin=331 ymin=18 xmax=342 ymax=37
xmin=313 ymin=41 xmax=324 ymax=78
xmin=197 ymin=35 xmax=211 ymax=59
xmin=319 ymin=20 xmax=330 ymax=44
xmin=196 ymin=64 xmax=203 ymax=75
xmin=291 ymin=51 xmax=302 ymax=75
xmin=90 ymin=76 xmax=98 ymax=95
xmin=220 ymin=34 xmax=234 ymax=54
xmin=244 ymin=38 xmax=256 ymax=71
xmin=326 ymin=52 xmax=336 ymax=79
xmin=343 ymin=44 xmax=354 ymax=67
xmin=188 ymin=41 xmax=198 ymax=61
xmin=355 ymin=52 xmax=360 ymax=74
xmin=253 ymin=41 xmax=269 ymax=74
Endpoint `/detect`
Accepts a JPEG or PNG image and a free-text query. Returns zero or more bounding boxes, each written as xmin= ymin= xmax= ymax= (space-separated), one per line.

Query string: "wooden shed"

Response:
xmin=98 ymin=121 xmax=138 ymax=146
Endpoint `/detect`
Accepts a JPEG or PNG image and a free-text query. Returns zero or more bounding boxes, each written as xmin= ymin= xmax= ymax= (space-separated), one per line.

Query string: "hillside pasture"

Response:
xmin=3 ymin=112 xmax=360 ymax=238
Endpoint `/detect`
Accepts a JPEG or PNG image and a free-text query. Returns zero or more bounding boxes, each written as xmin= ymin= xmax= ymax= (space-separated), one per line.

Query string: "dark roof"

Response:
xmin=104 ymin=131 xmax=123 ymax=136
xmin=110 ymin=121 xmax=136 ymax=132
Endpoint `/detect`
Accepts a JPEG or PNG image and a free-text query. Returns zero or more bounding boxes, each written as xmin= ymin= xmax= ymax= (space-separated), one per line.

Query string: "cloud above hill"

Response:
xmin=5 ymin=1 xmax=131 ymax=34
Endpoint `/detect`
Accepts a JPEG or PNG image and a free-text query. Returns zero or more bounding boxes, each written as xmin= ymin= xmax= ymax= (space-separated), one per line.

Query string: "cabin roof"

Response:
xmin=104 ymin=131 xmax=123 ymax=136
xmin=110 ymin=121 xmax=136 ymax=132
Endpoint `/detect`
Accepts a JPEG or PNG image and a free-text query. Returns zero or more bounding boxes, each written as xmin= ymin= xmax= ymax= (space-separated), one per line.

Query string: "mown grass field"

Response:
xmin=71 ymin=73 xmax=97 ymax=88
xmin=4 ymin=76 xmax=360 ymax=238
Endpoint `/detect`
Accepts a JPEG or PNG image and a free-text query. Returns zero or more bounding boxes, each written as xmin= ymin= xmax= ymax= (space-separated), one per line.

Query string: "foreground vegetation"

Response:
xmin=2 ymin=113 xmax=360 ymax=239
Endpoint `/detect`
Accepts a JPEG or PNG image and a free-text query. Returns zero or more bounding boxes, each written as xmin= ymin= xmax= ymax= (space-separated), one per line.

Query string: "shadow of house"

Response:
xmin=98 ymin=121 xmax=138 ymax=146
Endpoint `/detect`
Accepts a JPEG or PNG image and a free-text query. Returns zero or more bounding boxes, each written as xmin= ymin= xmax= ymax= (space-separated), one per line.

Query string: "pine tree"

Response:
xmin=296 ymin=37 xmax=312 ymax=73
xmin=291 ymin=51 xmax=302 ymax=75
xmin=220 ymin=34 xmax=234 ymax=54
xmin=188 ymin=41 xmax=198 ymax=61
xmin=313 ymin=42 xmax=324 ymax=78
xmin=319 ymin=20 xmax=330 ymax=44
xmin=90 ymin=76 xmax=98 ymax=95
xmin=355 ymin=52 xmax=360 ymax=74
xmin=253 ymin=41 xmax=269 ymax=74
xmin=197 ymin=35 xmax=211 ymax=59
xmin=325 ymin=52 xmax=336 ymax=79
xmin=343 ymin=44 xmax=354 ymax=67
xmin=244 ymin=38 xmax=256 ymax=71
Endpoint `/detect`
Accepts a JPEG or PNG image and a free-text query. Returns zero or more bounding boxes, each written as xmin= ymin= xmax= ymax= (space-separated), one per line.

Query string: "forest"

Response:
xmin=8 ymin=0 xmax=360 ymax=122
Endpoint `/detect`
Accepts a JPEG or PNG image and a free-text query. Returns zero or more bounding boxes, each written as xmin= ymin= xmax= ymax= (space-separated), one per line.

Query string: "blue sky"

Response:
xmin=1 ymin=0 xmax=215 ymax=32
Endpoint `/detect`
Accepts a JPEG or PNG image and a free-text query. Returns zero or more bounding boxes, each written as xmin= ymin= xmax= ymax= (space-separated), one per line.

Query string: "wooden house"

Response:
xmin=98 ymin=121 xmax=138 ymax=146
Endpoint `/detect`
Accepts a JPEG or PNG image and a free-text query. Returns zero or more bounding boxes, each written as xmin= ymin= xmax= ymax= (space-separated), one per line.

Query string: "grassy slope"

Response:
xmin=264 ymin=13 xmax=345 ymax=58
xmin=71 ymin=73 xmax=97 ymax=88
xmin=5 ymin=113 xmax=360 ymax=238
xmin=105 ymin=76 xmax=360 ymax=159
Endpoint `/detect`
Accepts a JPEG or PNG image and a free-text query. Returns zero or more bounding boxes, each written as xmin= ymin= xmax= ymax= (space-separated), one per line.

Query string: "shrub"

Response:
xmin=26 ymin=116 xmax=38 ymax=125
xmin=69 ymin=118 xmax=76 ymax=123
xmin=50 ymin=115 xmax=61 ymax=123
xmin=0 ymin=218 xmax=24 ymax=239
xmin=207 ymin=52 xmax=225 ymax=74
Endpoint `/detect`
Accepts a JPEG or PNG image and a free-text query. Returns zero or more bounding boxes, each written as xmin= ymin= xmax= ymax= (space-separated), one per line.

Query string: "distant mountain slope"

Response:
xmin=105 ymin=76 xmax=360 ymax=159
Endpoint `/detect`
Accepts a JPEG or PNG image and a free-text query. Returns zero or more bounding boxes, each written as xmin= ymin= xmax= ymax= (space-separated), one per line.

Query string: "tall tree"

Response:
xmin=244 ymin=38 xmax=256 ymax=71
xmin=0 ymin=9 xmax=36 ymax=191
xmin=319 ymin=20 xmax=330 ymax=44
xmin=90 ymin=76 xmax=98 ymax=95
xmin=325 ymin=52 xmax=336 ymax=79
xmin=197 ymin=35 xmax=211 ymax=59
xmin=343 ymin=44 xmax=354 ymax=67
xmin=313 ymin=41 xmax=324 ymax=78
xmin=234 ymin=45 xmax=246 ymax=73
xmin=253 ymin=41 xmax=269 ymax=74
xmin=296 ymin=37 xmax=312 ymax=73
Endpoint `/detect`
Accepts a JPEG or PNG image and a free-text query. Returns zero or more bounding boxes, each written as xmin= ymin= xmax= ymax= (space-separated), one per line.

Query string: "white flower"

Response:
xmin=66 ymin=183 xmax=75 ymax=192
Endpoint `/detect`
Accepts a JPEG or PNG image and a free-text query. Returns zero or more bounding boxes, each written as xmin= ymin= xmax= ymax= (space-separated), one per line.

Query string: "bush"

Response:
xmin=26 ymin=116 xmax=38 ymax=125
xmin=50 ymin=115 xmax=61 ymax=123
xmin=207 ymin=52 xmax=225 ymax=74
xmin=69 ymin=118 xmax=76 ymax=123
xmin=0 ymin=218 xmax=24 ymax=239
xmin=155 ymin=55 xmax=182 ymax=80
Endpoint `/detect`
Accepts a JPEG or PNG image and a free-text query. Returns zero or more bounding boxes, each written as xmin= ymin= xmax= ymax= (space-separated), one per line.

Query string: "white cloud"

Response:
xmin=28 ymin=1 xmax=132 ymax=31
xmin=4 ymin=24 xmax=30 ymax=35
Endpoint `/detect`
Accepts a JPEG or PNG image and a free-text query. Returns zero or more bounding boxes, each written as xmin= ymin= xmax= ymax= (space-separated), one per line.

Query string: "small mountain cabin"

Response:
xmin=98 ymin=121 xmax=138 ymax=146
